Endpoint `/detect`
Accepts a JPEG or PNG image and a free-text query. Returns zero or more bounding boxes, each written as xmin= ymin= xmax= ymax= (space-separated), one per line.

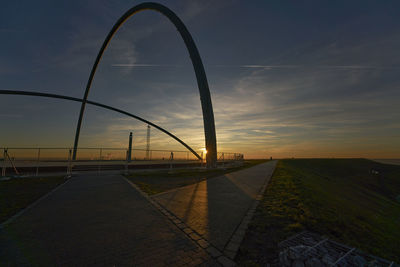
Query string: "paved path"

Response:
xmin=153 ymin=161 xmax=277 ymax=253
xmin=0 ymin=161 xmax=276 ymax=266
xmin=0 ymin=174 xmax=218 ymax=266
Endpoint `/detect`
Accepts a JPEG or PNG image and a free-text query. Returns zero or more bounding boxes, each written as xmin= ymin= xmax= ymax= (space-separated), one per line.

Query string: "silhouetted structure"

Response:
xmin=0 ymin=90 xmax=201 ymax=160
xmin=146 ymin=125 xmax=151 ymax=160
xmin=128 ymin=132 xmax=133 ymax=162
xmin=73 ymin=2 xmax=217 ymax=168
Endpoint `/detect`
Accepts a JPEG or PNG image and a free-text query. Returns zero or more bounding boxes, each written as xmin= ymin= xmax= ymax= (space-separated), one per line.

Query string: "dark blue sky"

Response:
xmin=1 ymin=0 xmax=399 ymax=158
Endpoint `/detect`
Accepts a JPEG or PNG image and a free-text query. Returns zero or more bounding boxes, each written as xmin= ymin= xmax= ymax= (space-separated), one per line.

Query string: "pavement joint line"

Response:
xmin=183 ymin=228 xmax=193 ymax=234
xmin=222 ymin=160 xmax=277 ymax=260
xmin=224 ymin=251 xmax=236 ymax=262
xmin=189 ymin=232 xmax=201 ymax=241
xmin=152 ymin=161 xmax=276 ymax=264
xmin=225 ymin=242 xmax=240 ymax=252
xmin=176 ymin=223 xmax=186 ymax=229
xmin=150 ymin=199 xmax=227 ymax=261
xmin=0 ymin=175 xmax=74 ymax=229
xmin=122 ymin=175 xmax=225 ymax=266
xmin=217 ymin=255 xmax=237 ymax=267
xmin=197 ymin=239 xmax=210 ymax=248
xmin=207 ymin=246 xmax=222 ymax=258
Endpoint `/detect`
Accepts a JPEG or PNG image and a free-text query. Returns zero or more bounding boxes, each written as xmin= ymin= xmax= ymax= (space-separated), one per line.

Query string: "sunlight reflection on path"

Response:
xmin=152 ymin=161 xmax=277 ymax=250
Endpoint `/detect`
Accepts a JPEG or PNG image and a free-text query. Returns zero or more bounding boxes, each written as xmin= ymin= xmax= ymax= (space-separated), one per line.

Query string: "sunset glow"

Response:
xmin=0 ymin=1 xmax=399 ymax=159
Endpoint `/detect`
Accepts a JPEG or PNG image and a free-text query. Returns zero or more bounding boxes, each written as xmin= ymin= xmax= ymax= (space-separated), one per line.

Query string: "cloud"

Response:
xmin=103 ymin=38 xmax=138 ymax=74
xmin=0 ymin=29 xmax=24 ymax=33
xmin=111 ymin=64 xmax=177 ymax=67
xmin=0 ymin=114 xmax=23 ymax=118
xmin=228 ymin=64 xmax=399 ymax=70
xmin=180 ymin=0 xmax=236 ymax=21
xmin=97 ymin=62 xmax=397 ymax=156
xmin=208 ymin=60 xmax=400 ymax=157
xmin=240 ymin=65 xmax=299 ymax=69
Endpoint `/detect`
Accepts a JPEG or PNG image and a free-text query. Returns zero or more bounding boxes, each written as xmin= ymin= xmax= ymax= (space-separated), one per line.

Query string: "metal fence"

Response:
xmin=1 ymin=147 xmax=243 ymax=176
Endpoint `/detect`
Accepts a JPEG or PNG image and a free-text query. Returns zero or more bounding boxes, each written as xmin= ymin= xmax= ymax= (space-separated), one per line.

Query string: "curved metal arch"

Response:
xmin=74 ymin=2 xmax=217 ymax=167
xmin=0 ymin=90 xmax=201 ymax=160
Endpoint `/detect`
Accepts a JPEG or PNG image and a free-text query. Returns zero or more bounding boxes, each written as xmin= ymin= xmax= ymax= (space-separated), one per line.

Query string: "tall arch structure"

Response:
xmin=73 ymin=2 xmax=217 ymax=168
xmin=0 ymin=89 xmax=201 ymax=160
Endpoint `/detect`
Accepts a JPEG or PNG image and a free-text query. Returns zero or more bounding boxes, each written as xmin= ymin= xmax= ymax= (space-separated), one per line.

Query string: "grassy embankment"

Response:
xmin=0 ymin=176 xmax=65 ymax=223
xmin=125 ymin=159 xmax=269 ymax=195
xmin=237 ymin=158 xmax=400 ymax=265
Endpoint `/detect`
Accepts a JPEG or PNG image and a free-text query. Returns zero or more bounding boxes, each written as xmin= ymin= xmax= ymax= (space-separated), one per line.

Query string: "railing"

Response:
xmin=1 ymin=147 xmax=244 ymax=176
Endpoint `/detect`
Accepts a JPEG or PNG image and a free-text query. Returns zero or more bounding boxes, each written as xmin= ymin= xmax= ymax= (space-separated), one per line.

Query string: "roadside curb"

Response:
xmin=222 ymin=160 xmax=278 ymax=260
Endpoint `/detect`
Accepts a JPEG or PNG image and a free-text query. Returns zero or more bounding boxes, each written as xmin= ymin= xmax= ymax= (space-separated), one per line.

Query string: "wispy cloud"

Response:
xmin=216 ymin=64 xmax=400 ymax=70
xmin=0 ymin=114 xmax=23 ymax=118
xmin=180 ymin=0 xmax=236 ymax=21
xmin=240 ymin=65 xmax=299 ymax=69
xmin=93 ymin=60 xmax=399 ymax=157
xmin=111 ymin=64 xmax=178 ymax=67
xmin=0 ymin=29 xmax=25 ymax=33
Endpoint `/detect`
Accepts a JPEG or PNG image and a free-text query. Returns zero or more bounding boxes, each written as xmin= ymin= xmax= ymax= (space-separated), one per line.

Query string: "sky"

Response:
xmin=0 ymin=0 xmax=400 ymax=159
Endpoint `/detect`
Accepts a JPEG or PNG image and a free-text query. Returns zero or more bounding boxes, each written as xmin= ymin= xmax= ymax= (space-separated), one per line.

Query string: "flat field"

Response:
xmin=237 ymin=158 xmax=400 ymax=265
xmin=0 ymin=176 xmax=65 ymax=223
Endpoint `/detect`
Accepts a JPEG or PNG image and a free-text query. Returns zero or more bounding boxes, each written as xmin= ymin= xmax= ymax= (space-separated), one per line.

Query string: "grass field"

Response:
xmin=0 ymin=176 xmax=65 ymax=223
xmin=237 ymin=159 xmax=400 ymax=265
xmin=125 ymin=159 xmax=269 ymax=195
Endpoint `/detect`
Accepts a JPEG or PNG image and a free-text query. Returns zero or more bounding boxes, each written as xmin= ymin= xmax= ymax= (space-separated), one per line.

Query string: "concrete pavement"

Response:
xmin=0 ymin=161 xmax=277 ymax=266
xmin=152 ymin=161 xmax=277 ymax=257
xmin=0 ymin=174 xmax=218 ymax=266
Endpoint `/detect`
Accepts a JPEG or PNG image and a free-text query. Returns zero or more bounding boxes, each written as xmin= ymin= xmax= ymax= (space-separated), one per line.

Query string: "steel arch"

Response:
xmin=74 ymin=2 xmax=217 ymax=168
xmin=0 ymin=90 xmax=202 ymax=160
